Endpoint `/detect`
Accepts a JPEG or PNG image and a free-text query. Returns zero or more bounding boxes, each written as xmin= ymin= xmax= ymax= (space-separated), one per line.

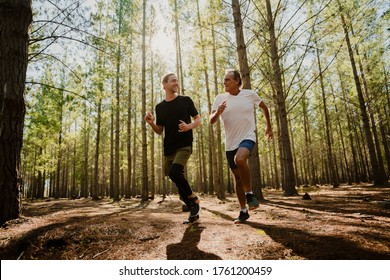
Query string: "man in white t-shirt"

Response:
xmin=209 ymin=70 xmax=273 ymax=223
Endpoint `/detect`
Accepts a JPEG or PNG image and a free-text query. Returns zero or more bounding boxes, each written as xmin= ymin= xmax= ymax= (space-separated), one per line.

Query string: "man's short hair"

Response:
xmin=161 ymin=73 xmax=176 ymax=84
xmin=225 ymin=69 xmax=242 ymax=86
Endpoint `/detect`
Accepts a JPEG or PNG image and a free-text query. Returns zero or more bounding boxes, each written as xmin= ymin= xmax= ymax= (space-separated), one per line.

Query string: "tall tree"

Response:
xmin=172 ymin=0 xmax=185 ymax=95
xmin=196 ymin=0 xmax=216 ymax=195
xmin=210 ymin=0 xmax=225 ymax=199
xmin=314 ymin=37 xmax=339 ymax=188
xmin=113 ymin=0 xmax=124 ymax=201
xmin=231 ymin=0 xmax=264 ymax=200
xmin=337 ymin=0 xmax=387 ymax=185
xmin=126 ymin=26 xmax=134 ymax=198
xmin=0 ymin=0 xmax=32 ymax=223
xmin=264 ymin=0 xmax=297 ymax=195
xmin=141 ymin=0 xmax=149 ymax=200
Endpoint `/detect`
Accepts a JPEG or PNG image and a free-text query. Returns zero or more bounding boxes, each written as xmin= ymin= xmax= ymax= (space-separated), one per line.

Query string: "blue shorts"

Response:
xmin=226 ymin=139 xmax=255 ymax=169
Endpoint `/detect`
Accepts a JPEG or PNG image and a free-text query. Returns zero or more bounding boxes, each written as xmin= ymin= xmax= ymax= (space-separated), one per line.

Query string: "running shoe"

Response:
xmin=188 ymin=196 xmax=201 ymax=217
xmin=234 ymin=211 xmax=250 ymax=224
xmin=246 ymin=193 xmax=259 ymax=210
xmin=183 ymin=214 xmax=199 ymax=224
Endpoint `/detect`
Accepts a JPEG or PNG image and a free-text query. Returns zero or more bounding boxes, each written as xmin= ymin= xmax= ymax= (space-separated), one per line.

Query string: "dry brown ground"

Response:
xmin=1 ymin=184 xmax=390 ymax=260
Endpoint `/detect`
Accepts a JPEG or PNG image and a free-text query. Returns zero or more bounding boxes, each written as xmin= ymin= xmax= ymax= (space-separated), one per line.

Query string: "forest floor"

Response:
xmin=1 ymin=183 xmax=390 ymax=260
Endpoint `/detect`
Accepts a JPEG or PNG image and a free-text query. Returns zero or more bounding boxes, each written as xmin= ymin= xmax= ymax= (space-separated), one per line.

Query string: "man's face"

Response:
xmin=163 ymin=74 xmax=179 ymax=93
xmin=223 ymin=72 xmax=239 ymax=93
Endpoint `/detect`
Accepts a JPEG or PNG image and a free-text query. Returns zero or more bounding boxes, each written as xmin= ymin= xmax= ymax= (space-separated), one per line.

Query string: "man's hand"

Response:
xmin=178 ymin=120 xmax=189 ymax=132
xmin=217 ymin=100 xmax=227 ymax=114
xmin=145 ymin=111 xmax=154 ymax=125
xmin=266 ymin=126 xmax=273 ymax=140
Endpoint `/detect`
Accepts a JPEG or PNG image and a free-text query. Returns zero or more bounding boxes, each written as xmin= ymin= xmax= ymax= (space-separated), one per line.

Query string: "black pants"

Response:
xmin=168 ymin=163 xmax=192 ymax=206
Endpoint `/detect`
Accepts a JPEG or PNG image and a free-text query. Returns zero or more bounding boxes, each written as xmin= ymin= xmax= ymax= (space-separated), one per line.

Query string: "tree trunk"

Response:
xmin=300 ymin=87 xmax=317 ymax=186
xmin=288 ymin=117 xmax=300 ymax=187
xmin=211 ymin=23 xmax=225 ymax=199
xmin=379 ymin=120 xmax=390 ymax=176
xmin=126 ymin=31 xmax=133 ymax=198
xmin=149 ymin=54 xmax=155 ymax=200
xmin=81 ymin=102 xmax=89 ymax=198
xmin=338 ymin=4 xmax=386 ymax=185
xmin=113 ymin=0 xmax=123 ymax=202
xmin=339 ymin=68 xmax=360 ymax=183
xmin=93 ymin=14 xmax=106 ymax=200
xmin=196 ymin=0 xmax=216 ymax=195
xmin=231 ymin=0 xmax=264 ymax=199
xmin=352 ymin=23 xmax=388 ymax=182
xmin=55 ymin=89 xmax=64 ymax=199
xmin=0 ymin=0 xmax=32 ymax=224
xmin=315 ymin=42 xmax=339 ymax=188
xmin=173 ymin=0 xmax=185 ymax=95
xmin=71 ymin=136 xmax=77 ymax=198
xmin=265 ymin=0 xmax=297 ymax=195
xmin=93 ymin=95 xmax=102 ymax=200
xmin=141 ymin=0 xmax=148 ymax=200
xmin=110 ymin=93 xmax=114 ymax=198
xmin=331 ymin=87 xmax=351 ymax=184
xmin=131 ymin=102 xmax=138 ymax=196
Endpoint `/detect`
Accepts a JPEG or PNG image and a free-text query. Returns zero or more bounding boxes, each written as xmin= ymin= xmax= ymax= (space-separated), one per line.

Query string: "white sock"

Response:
xmin=245 ymin=191 xmax=253 ymax=195
xmin=241 ymin=208 xmax=248 ymax=213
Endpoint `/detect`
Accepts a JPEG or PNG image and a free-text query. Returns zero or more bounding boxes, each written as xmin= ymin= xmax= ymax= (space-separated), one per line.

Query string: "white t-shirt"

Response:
xmin=212 ymin=89 xmax=262 ymax=151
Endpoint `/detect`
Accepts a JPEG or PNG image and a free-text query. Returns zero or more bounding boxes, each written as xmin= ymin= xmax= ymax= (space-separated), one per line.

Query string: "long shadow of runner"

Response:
xmin=246 ymin=221 xmax=390 ymax=260
xmin=206 ymin=208 xmax=390 ymax=259
xmin=166 ymin=224 xmax=222 ymax=260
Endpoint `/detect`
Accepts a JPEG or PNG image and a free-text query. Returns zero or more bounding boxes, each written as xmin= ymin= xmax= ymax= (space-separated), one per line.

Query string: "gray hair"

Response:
xmin=225 ymin=69 xmax=242 ymax=86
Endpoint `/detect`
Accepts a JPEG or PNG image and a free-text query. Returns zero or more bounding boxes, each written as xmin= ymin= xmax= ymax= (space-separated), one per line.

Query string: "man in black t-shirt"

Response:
xmin=145 ymin=73 xmax=202 ymax=223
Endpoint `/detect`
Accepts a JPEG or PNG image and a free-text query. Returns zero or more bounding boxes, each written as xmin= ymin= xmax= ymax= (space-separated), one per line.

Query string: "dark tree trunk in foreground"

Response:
xmin=265 ymin=0 xmax=297 ymax=195
xmin=232 ymin=0 xmax=264 ymax=199
xmin=0 ymin=0 xmax=32 ymax=224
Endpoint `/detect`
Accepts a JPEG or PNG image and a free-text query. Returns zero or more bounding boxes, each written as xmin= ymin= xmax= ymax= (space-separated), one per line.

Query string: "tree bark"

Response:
xmin=141 ymin=0 xmax=149 ymax=200
xmin=93 ymin=94 xmax=102 ymax=200
xmin=315 ymin=42 xmax=339 ymax=188
xmin=196 ymin=0 xmax=216 ymax=195
xmin=0 ymin=0 xmax=32 ymax=224
xmin=338 ymin=3 xmax=386 ymax=185
xmin=113 ymin=0 xmax=123 ymax=202
xmin=265 ymin=0 xmax=297 ymax=195
xmin=231 ymin=0 xmax=264 ymax=199
xmin=173 ymin=0 xmax=185 ymax=95
xmin=211 ymin=22 xmax=225 ymax=199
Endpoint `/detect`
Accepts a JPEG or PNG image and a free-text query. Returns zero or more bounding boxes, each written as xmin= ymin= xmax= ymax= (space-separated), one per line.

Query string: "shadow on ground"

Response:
xmin=166 ymin=224 xmax=222 ymax=260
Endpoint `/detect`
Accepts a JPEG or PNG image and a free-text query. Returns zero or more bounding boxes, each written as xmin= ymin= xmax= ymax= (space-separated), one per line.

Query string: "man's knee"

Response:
xmin=235 ymin=156 xmax=248 ymax=167
xmin=168 ymin=163 xmax=184 ymax=181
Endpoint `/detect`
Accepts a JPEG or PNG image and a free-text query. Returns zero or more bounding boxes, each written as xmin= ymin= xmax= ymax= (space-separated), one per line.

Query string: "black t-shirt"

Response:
xmin=155 ymin=95 xmax=198 ymax=156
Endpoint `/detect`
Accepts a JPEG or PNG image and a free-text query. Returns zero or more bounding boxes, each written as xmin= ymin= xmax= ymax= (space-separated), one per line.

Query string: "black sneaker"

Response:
xmin=183 ymin=214 xmax=199 ymax=224
xmin=188 ymin=196 xmax=201 ymax=217
xmin=246 ymin=193 xmax=259 ymax=210
xmin=234 ymin=211 xmax=250 ymax=224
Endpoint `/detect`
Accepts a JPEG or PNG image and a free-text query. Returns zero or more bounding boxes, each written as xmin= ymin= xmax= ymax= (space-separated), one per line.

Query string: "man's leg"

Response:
xmin=168 ymin=147 xmax=200 ymax=220
xmin=169 ymin=163 xmax=191 ymax=204
xmin=235 ymin=146 xmax=259 ymax=210
xmin=231 ymin=167 xmax=250 ymax=223
xmin=231 ymin=168 xmax=246 ymax=209
xmin=234 ymin=147 xmax=252 ymax=193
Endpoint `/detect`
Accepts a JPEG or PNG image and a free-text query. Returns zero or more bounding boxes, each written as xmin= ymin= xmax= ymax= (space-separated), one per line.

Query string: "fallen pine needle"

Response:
xmin=17 ymin=251 xmax=24 ymax=260
xmin=93 ymin=249 xmax=110 ymax=259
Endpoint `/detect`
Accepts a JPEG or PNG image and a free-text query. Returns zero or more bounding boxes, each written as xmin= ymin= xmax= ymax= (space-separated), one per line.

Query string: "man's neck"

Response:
xmin=229 ymin=88 xmax=240 ymax=96
xmin=165 ymin=91 xmax=178 ymax=101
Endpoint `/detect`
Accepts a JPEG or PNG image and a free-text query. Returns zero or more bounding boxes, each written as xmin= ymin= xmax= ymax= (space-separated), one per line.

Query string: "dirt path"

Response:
xmin=1 ymin=184 xmax=390 ymax=260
